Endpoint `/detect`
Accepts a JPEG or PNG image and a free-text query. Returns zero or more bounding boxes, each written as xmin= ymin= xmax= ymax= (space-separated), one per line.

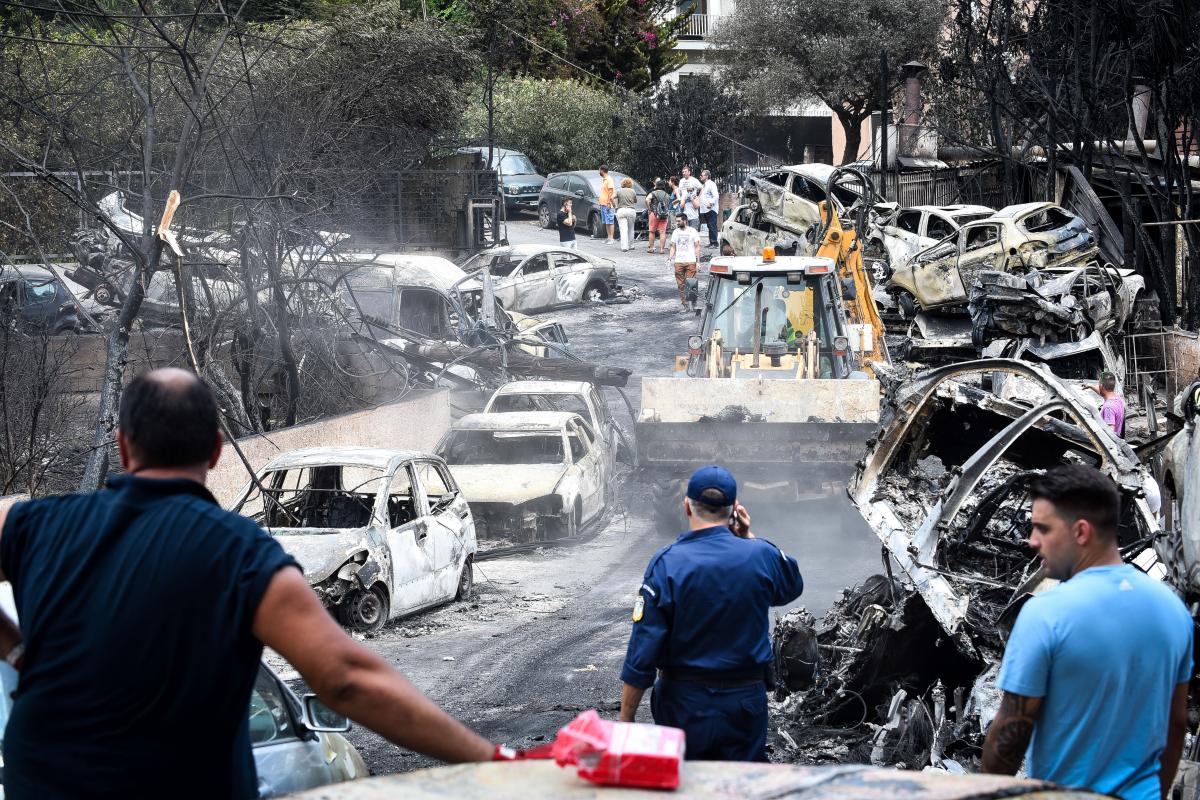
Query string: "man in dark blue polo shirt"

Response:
xmin=619 ymin=465 xmax=803 ymax=761
xmin=0 ymin=368 xmax=494 ymax=799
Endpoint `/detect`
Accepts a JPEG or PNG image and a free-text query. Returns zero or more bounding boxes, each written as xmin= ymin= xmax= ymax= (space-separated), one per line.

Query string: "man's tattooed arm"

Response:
xmin=981 ymin=691 xmax=1043 ymax=775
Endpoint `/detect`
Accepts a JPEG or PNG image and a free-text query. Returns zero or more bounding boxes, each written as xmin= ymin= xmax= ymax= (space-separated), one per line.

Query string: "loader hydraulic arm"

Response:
xmin=815 ymin=203 xmax=890 ymax=374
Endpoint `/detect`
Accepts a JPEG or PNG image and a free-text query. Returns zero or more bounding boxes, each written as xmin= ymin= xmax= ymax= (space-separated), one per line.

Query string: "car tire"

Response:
xmin=339 ymin=584 xmax=389 ymax=634
xmin=538 ymin=203 xmax=552 ymax=229
xmin=720 ymin=240 xmax=734 ymax=256
xmin=589 ymin=212 xmax=603 ymax=239
xmin=455 ymin=556 xmax=474 ymax=601
xmin=897 ymin=291 xmax=919 ymax=319
xmin=583 ymin=280 xmax=608 ymax=303
xmin=93 ymin=283 xmax=114 ymax=305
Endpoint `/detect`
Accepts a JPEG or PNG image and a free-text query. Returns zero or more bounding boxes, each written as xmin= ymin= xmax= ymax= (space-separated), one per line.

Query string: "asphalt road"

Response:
xmin=274 ymin=212 xmax=886 ymax=775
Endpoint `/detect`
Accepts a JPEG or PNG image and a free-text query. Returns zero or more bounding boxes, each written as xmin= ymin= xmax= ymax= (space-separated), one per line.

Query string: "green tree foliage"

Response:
xmin=711 ymin=0 xmax=944 ymax=163
xmin=460 ymin=76 xmax=634 ymax=173
xmin=629 ymin=77 xmax=745 ymax=182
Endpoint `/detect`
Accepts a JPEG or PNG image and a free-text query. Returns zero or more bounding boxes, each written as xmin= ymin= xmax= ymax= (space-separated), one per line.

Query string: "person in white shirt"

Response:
xmin=699 ymin=169 xmax=720 ymax=248
xmin=679 ymin=166 xmax=702 ymax=231
xmin=669 ymin=216 xmax=702 ymax=312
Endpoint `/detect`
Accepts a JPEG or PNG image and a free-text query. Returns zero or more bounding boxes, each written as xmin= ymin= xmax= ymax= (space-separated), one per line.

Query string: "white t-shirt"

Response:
xmin=671 ymin=226 xmax=701 ymax=264
xmin=680 ymin=176 xmax=702 ymax=219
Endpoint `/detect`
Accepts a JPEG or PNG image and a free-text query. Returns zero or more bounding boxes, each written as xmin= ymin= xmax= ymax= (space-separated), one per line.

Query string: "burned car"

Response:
xmin=437 ymin=412 xmax=612 ymax=543
xmin=456 ymin=244 xmax=620 ymax=312
xmin=741 ymin=163 xmax=862 ymax=235
xmin=483 ymin=380 xmax=625 ymax=465
xmin=718 ymin=204 xmax=802 ymax=257
xmin=887 ymin=203 xmax=1099 ymax=316
xmin=773 ymin=359 xmax=1160 ymax=770
xmin=233 ymin=448 xmax=477 ymax=633
xmin=866 ymin=204 xmax=994 ymax=273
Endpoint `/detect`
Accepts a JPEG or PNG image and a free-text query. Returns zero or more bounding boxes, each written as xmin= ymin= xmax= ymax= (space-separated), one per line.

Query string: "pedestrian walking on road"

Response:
xmin=1087 ymin=371 xmax=1125 ymax=438
xmin=680 ymin=166 xmax=702 ymax=231
xmin=699 ymin=169 xmax=720 ymax=248
xmin=615 ymin=177 xmax=639 ymax=252
xmin=619 ymin=465 xmax=804 ymax=761
xmin=668 ymin=215 xmax=702 ymax=312
xmin=982 ymin=465 xmax=1191 ymax=799
xmin=597 ymin=164 xmax=616 ymax=244
xmin=0 ymin=369 xmax=495 ymax=799
xmin=647 ymin=179 xmax=671 ymax=254
xmin=668 ymin=175 xmax=683 ymax=230
xmin=557 ymin=198 xmax=578 ymax=250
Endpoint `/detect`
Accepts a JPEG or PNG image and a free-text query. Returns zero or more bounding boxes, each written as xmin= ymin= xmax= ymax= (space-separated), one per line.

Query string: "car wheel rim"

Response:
xmin=354 ymin=591 xmax=382 ymax=626
xmin=585 ymin=288 xmax=603 ymax=302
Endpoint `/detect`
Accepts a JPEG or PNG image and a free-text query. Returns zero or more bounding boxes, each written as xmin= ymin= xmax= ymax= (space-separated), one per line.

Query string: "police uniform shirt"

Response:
xmin=620 ymin=524 xmax=804 ymax=688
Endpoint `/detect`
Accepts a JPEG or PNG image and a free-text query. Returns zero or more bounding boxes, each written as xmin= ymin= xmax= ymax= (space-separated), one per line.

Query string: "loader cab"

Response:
xmin=699 ymin=254 xmax=854 ymax=379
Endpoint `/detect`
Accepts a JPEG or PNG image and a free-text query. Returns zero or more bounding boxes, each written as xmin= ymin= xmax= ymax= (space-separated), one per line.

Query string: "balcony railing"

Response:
xmin=679 ymin=13 xmax=721 ymax=38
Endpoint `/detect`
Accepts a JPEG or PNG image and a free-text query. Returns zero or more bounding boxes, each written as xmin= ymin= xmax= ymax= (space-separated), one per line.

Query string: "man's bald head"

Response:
xmin=118 ymin=368 xmax=220 ymax=468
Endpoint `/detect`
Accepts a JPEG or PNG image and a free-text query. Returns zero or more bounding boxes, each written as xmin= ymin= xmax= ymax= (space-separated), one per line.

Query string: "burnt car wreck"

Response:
xmin=772 ymin=359 xmax=1162 ymax=770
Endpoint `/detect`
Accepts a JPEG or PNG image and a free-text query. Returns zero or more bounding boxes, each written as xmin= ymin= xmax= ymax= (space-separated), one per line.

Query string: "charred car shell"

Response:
xmin=887 ymin=203 xmax=1099 ymax=314
xmin=233 ymin=447 xmax=477 ymax=633
xmin=773 ymin=359 xmax=1160 ymax=770
xmin=456 ymin=245 xmax=620 ymax=313
xmin=437 ymin=412 xmax=613 ymax=543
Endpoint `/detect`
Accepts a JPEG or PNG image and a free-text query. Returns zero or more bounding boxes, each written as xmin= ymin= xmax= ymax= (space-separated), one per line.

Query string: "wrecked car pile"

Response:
xmin=772 ymin=359 xmax=1160 ymax=771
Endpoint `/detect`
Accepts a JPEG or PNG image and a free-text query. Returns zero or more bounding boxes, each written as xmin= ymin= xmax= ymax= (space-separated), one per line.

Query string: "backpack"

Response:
xmin=651 ymin=190 xmax=670 ymax=217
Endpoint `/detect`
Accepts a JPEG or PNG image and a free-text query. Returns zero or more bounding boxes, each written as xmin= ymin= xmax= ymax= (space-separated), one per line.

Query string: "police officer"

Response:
xmin=618 ymin=465 xmax=803 ymax=761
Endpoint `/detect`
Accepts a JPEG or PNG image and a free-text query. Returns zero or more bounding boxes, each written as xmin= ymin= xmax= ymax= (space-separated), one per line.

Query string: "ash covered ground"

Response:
xmin=266 ymin=214 xmax=886 ymax=775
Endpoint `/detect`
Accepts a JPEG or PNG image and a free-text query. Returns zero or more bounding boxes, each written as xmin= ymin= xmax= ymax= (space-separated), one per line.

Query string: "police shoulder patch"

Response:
xmin=632 ymin=596 xmax=645 ymax=622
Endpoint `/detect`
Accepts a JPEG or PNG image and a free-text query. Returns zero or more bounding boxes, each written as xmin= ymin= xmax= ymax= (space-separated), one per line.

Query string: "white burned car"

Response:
xmin=867 ymin=204 xmax=994 ymax=272
xmin=483 ymin=380 xmax=623 ymax=465
xmin=437 ymin=412 xmax=612 ymax=542
xmin=456 ymin=244 xmax=620 ymax=313
xmin=233 ymin=448 xmax=476 ymax=633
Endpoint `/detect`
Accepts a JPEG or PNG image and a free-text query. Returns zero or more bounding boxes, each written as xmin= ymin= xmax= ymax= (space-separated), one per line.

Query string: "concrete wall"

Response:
xmin=207 ymin=390 xmax=451 ymax=506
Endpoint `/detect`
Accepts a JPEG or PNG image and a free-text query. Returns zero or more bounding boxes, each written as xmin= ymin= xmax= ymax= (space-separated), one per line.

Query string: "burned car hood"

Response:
xmin=270 ymin=528 xmax=375 ymax=582
xmin=450 ymin=464 xmax=565 ymax=505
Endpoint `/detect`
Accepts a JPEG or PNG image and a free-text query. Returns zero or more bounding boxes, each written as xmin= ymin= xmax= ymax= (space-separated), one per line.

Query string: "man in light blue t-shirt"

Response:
xmin=983 ymin=465 xmax=1192 ymax=799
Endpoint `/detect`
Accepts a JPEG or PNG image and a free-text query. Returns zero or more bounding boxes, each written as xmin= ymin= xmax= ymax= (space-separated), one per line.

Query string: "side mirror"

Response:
xmin=302 ymin=694 xmax=351 ymax=733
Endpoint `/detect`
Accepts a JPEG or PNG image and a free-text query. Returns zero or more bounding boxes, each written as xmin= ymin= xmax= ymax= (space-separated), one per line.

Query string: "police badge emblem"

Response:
xmin=632 ymin=596 xmax=644 ymax=622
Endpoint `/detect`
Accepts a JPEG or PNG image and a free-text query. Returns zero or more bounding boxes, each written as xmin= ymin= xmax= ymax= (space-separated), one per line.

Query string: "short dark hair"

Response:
xmin=119 ymin=370 xmax=220 ymax=467
xmin=691 ymin=487 xmax=732 ymax=522
xmin=1029 ymin=465 xmax=1120 ymax=539
xmin=599 ymin=164 xmax=608 ymax=173
xmin=1101 ymin=372 xmax=1117 ymax=392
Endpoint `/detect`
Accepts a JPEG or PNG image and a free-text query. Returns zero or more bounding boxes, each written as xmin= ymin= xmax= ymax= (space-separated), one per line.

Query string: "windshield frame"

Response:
xmin=439 ymin=428 xmax=568 ymax=466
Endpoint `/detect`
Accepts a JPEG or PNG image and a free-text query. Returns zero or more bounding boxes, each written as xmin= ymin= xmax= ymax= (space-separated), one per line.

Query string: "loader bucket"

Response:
xmin=635 ymin=376 xmax=881 ymax=485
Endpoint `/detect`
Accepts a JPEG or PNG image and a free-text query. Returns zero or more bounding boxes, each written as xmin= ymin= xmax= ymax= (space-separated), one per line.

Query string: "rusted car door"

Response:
xmin=908 ymin=236 xmax=964 ymax=309
xmin=567 ymin=419 xmax=606 ymax=522
xmin=413 ymin=460 xmax=467 ymax=599
xmin=953 ymin=222 xmax=1005 ymax=298
xmin=784 ymin=172 xmax=825 ymax=231
xmin=508 ymin=253 xmax=555 ymax=312
xmin=382 ymin=462 xmax=438 ymax=613
xmin=548 ymin=251 xmax=591 ymax=305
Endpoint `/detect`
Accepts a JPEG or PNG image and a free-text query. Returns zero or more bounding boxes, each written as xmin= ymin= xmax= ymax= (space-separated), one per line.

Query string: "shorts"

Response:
xmin=559 ymin=239 xmax=578 ymax=250
xmin=648 ymin=213 xmax=667 ymax=233
xmin=600 ymin=206 xmax=615 ymax=225
xmin=686 ymin=215 xmax=700 ymax=230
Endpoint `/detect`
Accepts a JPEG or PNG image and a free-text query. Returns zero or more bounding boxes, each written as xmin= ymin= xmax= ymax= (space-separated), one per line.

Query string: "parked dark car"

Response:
xmin=0 ymin=265 xmax=80 ymax=334
xmin=537 ymin=170 xmax=647 ymax=238
xmin=459 ymin=147 xmax=546 ymax=215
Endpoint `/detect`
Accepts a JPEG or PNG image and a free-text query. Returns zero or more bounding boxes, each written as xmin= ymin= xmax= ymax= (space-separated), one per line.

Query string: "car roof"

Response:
xmin=259 ymin=447 xmax=431 ymax=471
xmin=909 ymin=205 xmax=995 ymax=216
xmin=709 ymin=255 xmax=836 ymax=274
xmin=779 ymin=163 xmax=838 ymax=183
xmin=453 ymin=412 xmax=582 ymax=431
xmin=491 ymin=380 xmax=594 ymax=396
xmin=333 ymin=253 xmax=466 ymax=291
xmin=990 ymin=201 xmax=1063 ymax=219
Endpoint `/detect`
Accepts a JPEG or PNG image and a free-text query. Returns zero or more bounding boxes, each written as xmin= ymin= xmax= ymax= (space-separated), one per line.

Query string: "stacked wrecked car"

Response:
xmin=771 ymin=359 xmax=1163 ymax=770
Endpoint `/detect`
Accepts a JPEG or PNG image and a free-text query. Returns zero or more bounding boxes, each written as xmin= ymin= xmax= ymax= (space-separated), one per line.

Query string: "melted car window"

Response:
xmin=239 ymin=465 xmax=386 ymax=530
xmin=492 ymin=393 xmax=589 ymax=417
xmin=925 ymin=215 xmax=955 ymax=240
xmin=963 ymin=225 xmax=1000 ymax=251
xmin=896 ymin=211 xmax=922 ymax=234
xmin=387 ymin=467 xmax=417 ymax=527
xmin=1020 ymin=207 xmax=1074 ymax=233
xmin=523 ymin=255 xmax=550 ymax=275
xmin=441 ymin=430 xmax=565 ymax=465
xmin=24 ymin=280 xmax=58 ymax=304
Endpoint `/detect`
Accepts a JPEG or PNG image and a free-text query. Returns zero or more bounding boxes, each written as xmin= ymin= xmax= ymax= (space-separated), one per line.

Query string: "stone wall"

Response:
xmin=207 ymin=390 xmax=451 ymax=506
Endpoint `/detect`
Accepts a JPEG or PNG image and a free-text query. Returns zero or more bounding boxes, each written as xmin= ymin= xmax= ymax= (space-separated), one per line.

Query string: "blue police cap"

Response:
xmin=686 ymin=464 xmax=737 ymax=505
